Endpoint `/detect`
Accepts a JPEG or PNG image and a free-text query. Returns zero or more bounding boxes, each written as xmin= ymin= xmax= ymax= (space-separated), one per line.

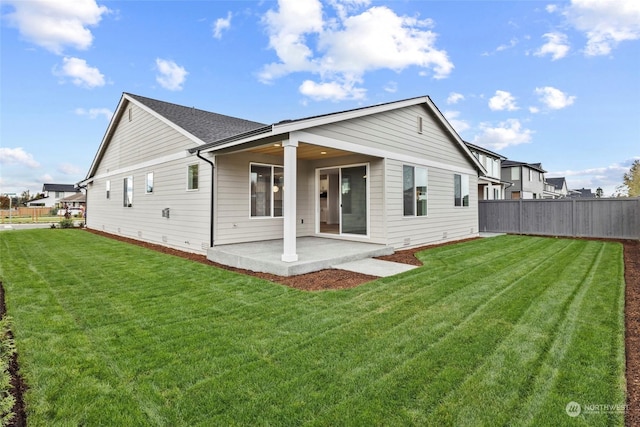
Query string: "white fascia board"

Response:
xmin=85 ymin=93 xmax=205 ymax=180
xmin=293 ymin=131 xmax=478 ymax=176
xmin=273 ymin=97 xmax=429 ymax=134
xmin=125 ymin=94 xmax=207 ymax=147
xmin=423 ymin=97 xmax=487 ymax=176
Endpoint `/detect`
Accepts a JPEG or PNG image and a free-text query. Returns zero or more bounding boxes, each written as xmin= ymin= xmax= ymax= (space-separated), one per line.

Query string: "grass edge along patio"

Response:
xmin=0 ymin=230 xmax=626 ymax=425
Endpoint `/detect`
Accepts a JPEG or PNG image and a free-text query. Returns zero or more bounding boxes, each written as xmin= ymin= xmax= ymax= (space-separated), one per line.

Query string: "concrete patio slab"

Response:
xmin=207 ymin=237 xmax=394 ymax=276
xmin=332 ymin=258 xmax=418 ymax=277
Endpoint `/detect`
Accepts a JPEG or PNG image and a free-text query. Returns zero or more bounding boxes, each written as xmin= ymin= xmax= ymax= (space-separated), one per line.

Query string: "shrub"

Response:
xmin=59 ymin=218 xmax=75 ymax=229
xmin=0 ymin=316 xmax=15 ymax=426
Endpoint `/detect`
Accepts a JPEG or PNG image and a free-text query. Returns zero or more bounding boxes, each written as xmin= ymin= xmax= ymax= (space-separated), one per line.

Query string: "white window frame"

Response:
xmin=187 ymin=163 xmax=199 ymax=191
xmin=454 ymin=173 xmax=469 ymax=207
xmin=250 ymin=162 xmax=284 ymax=218
xmin=146 ymin=172 xmax=154 ymax=194
xmin=123 ymin=176 xmax=133 ymax=207
xmin=403 ymin=165 xmax=428 ymax=217
xmin=106 ymin=180 xmax=110 ymax=199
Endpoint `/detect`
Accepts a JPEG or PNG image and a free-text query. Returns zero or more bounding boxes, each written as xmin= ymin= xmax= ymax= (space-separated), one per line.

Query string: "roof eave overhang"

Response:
xmin=84 ymin=93 xmax=208 ymax=180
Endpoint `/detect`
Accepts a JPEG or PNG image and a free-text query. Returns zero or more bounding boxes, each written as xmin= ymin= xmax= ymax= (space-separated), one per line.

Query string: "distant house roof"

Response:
xmin=126 ymin=93 xmax=267 ymax=145
xmin=501 ymin=160 xmax=547 ymax=173
xmin=463 ymin=141 xmax=506 ymax=160
xmin=546 ymin=177 xmax=567 ymax=190
xmin=42 ymin=183 xmax=79 ymax=193
xmin=570 ymin=188 xmax=595 ymax=198
xmin=59 ymin=192 xmax=86 ymax=203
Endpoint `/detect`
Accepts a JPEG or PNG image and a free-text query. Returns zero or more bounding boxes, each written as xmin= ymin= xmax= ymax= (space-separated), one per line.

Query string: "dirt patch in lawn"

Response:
xmin=1 ymin=229 xmax=638 ymax=425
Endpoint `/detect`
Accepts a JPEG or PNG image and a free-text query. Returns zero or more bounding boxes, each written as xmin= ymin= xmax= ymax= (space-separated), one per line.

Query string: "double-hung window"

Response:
xmin=454 ymin=174 xmax=469 ymax=207
xmin=250 ymin=163 xmax=283 ymax=217
xmin=106 ymin=180 xmax=111 ymax=199
xmin=403 ymin=165 xmax=428 ymax=216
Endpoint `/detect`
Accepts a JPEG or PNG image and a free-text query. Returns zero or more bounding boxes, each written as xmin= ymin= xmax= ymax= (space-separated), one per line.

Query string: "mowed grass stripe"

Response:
xmin=421 ymin=240 xmax=605 ymax=425
xmin=0 ymin=230 xmax=625 ymax=426
xmin=307 ymin=239 xmax=585 ymax=424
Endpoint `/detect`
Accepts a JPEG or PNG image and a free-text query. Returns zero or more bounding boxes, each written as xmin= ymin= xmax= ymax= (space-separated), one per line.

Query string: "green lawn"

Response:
xmin=0 ymin=230 xmax=626 ymax=426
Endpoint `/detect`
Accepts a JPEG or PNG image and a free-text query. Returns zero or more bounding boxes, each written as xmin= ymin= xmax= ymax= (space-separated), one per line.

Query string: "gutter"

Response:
xmin=196 ymin=150 xmax=215 ymax=248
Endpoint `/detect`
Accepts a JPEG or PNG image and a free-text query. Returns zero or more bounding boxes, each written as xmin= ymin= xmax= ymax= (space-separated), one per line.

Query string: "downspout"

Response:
xmin=196 ymin=150 xmax=215 ymax=248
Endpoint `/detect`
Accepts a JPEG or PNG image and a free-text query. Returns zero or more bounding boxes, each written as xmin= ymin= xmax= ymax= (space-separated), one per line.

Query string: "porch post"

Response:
xmin=487 ymin=181 xmax=493 ymax=200
xmin=281 ymin=137 xmax=298 ymax=262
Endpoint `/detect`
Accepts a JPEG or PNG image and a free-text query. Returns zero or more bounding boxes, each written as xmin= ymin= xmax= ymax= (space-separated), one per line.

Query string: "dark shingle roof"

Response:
xmin=126 ymin=93 xmax=267 ymax=145
xmin=501 ymin=160 xmax=547 ymax=173
xmin=546 ymin=177 xmax=566 ymax=190
xmin=43 ymin=184 xmax=78 ymax=193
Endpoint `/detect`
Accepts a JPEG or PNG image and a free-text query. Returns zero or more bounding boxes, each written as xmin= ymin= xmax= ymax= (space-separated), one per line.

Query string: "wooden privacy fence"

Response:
xmin=479 ymin=198 xmax=640 ymax=240
xmin=1 ymin=207 xmax=54 ymax=222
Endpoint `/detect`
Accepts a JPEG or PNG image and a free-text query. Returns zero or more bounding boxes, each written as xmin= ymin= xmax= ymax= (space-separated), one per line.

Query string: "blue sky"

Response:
xmin=1 ymin=0 xmax=638 ymax=197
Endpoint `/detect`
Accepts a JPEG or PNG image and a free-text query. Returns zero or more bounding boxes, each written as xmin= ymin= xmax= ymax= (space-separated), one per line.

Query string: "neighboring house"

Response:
xmin=465 ymin=142 xmax=508 ymax=200
xmin=26 ymin=183 xmax=80 ymax=207
xmin=569 ymin=188 xmax=596 ymax=198
xmin=501 ymin=160 xmax=547 ymax=199
xmin=81 ymin=93 xmax=485 ymax=265
xmin=59 ymin=192 xmax=86 ymax=208
xmin=545 ymin=177 xmax=569 ymax=198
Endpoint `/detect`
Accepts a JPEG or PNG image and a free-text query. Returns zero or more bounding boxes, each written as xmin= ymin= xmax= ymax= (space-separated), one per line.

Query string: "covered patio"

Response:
xmin=207 ymin=237 xmax=395 ymax=276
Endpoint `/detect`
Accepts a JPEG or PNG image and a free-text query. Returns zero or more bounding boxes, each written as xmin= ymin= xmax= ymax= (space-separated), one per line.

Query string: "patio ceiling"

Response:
xmin=248 ymin=142 xmax=354 ymax=160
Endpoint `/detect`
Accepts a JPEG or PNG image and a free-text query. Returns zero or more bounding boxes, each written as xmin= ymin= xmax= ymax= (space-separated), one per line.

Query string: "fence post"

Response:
xmin=572 ymin=199 xmax=577 ymax=237
xmin=518 ymin=199 xmax=523 ymax=234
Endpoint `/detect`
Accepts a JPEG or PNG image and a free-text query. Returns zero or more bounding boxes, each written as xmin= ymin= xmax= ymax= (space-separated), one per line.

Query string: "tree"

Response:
xmin=622 ymin=159 xmax=640 ymax=197
xmin=595 ymin=187 xmax=603 ymax=198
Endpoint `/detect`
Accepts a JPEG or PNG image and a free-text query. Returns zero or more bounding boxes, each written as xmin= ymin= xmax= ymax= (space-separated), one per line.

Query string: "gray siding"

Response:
xmin=87 ymin=102 xmax=211 ymax=254
xmin=309 ymin=105 xmax=472 ymax=170
xmin=95 ymin=101 xmax=199 ymax=175
xmin=479 ymin=198 xmax=640 ymax=239
xmin=385 ymin=159 xmax=478 ymax=248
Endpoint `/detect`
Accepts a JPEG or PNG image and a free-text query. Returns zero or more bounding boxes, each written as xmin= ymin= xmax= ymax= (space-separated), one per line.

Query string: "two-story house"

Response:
xmin=501 ymin=160 xmax=547 ymax=199
xmin=465 ymin=142 xmax=507 ymax=200
xmin=26 ymin=183 xmax=81 ymax=208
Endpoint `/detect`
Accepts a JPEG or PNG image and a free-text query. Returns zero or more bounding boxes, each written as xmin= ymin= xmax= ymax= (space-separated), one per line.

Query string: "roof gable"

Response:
xmin=126 ymin=93 xmax=266 ymax=145
xmin=84 ymin=93 xmax=267 ymax=181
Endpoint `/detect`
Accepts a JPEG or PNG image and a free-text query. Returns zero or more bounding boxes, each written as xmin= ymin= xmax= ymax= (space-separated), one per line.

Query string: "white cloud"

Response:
xmin=529 ymin=106 xmax=540 ymax=114
xmin=155 ymin=58 xmax=188 ymax=91
xmin=535 ymin=86 xmax=576 ymax=109
xmin=299 ymin=79 xmax=366 ymax=101
xmin=488 ymin=90 xmax=518 ymax=111
xmin=534 ymin=32 xmax=570 ymax=60
xmin=443 ymin=110 xmax=470 ymax=134
xmin=3 ymin=0 xmax=109 ymax=54
xmin=0 ymin=147 xmax=40 ymax=168
xmin=58 ymin=163 xmax=83 ymax=175
xmin=550 ymin=158 xmax=639 ymax=196
xmin=447 ymin=92 xmax=465 ymax=105
xmin=213 ymin=12 xmax=232 ymax=39
xmin=383 ymin=81 xmax=397 ymax=93
xmin=55 ymin=57 xmax=105 ymax=88
xmin=260 ymin=0 xmax=453 ymax=101
xmin=472 ymin=119 xmax=533 ymax=150
xmin=75 ymin=107 xmax=113 ymax=120
xmin=561 ymin=0 xmax=640 ymax=56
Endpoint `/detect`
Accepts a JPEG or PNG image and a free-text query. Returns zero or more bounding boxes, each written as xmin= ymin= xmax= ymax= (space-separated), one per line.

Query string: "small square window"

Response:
xmin=106 ymin=180 xmax=110 ymax=199
xmin=417 ymin=116 xmax=423 ymax=134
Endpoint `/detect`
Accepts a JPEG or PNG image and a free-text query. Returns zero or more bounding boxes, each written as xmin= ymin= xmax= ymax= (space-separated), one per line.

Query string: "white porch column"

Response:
xmin=487 ymin=182 xmax=493 ymax=200
xmin=281 ymin=137 xmax=298 ymax=262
